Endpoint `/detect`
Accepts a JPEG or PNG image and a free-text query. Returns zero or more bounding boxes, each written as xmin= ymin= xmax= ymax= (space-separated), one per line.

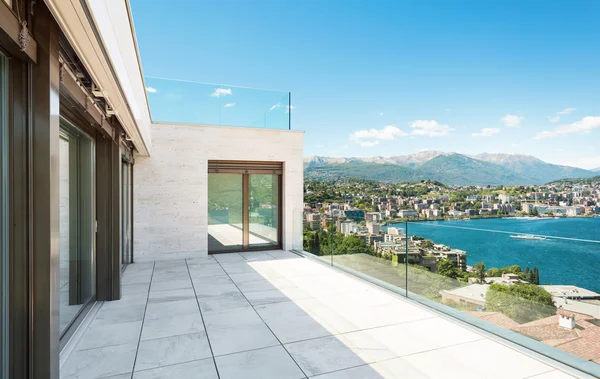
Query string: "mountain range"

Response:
xmin=304 ymin=151 xmax=597 ymax=186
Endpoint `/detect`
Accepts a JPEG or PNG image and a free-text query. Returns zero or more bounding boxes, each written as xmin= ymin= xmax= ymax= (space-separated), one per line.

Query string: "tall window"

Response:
xmin=59 ymin=120 xmax=95 ymax=335
xmin=121 ymin=161 xmax=133 ymax=265
xmin=0 ymin=52 xmax=9 ymax=379
xmin=208 ymin=161 xmax=281 ymax=253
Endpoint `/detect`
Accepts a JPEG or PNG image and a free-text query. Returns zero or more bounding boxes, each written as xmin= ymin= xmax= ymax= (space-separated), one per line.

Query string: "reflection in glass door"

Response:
xmin=0 ymin=52 xmax=9 ymax=379
xmin=121 ymin=161 xmax=133 ymax=265
xmin=249 ymin=174 xmax=280 ymax=248
xmin=207 ymin=164 xmax=281 ymax=253
xmin=208 ymin=174 xmax=243 ymax=252
xmin=59 ymin=121 xmax=95 ymax=335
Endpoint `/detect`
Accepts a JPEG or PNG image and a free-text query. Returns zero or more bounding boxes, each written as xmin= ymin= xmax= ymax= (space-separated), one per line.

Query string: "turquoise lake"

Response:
xmin=389 ymin=217 xmax=600 ymax=292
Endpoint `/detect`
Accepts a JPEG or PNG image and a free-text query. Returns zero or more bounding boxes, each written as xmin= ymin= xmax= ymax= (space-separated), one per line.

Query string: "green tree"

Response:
xmin=436 ymin=259 xmax=459 ymax=279
xmin=533 ymin=267 xmax=540 ymax=285
xmin=501 ymin=265 xmax=523 ymax=275
xmin=523 ymin=267 xmax=532 ymax=282
xmin=485 ymin=283 xmax=556 ymax=324
xmin=486 ymin=267 xmax=502 ymax=277
xmin=474 ymin=262 xmax=486 ymax=283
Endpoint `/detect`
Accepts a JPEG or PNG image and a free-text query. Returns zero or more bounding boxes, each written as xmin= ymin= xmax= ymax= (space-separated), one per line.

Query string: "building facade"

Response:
xmin=0 ymin=1 xmax=302 ymax=377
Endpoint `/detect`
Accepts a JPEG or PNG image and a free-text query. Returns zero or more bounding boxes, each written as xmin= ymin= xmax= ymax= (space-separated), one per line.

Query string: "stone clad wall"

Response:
xmin=133 ymin=123 xmax=304 ymax=261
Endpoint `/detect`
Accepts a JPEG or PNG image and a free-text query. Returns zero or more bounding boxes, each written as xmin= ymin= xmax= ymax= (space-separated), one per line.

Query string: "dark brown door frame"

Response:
xmin=208 ymin=161 xmax=283 ymax=254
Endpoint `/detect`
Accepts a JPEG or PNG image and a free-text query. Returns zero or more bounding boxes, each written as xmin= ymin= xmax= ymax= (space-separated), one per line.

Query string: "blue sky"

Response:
xmin=131 ymin=0 xmax=600 ymax=169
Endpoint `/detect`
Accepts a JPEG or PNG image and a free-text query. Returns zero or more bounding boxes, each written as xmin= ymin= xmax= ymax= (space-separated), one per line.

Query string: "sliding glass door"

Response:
xmin=0 ymin=52 xmax=9 ymax=379
xmin=248 ymin=174 xmax=280 ymax=248
xmin=208 ymin=174 xmax=244 ymax=252
xmin=208 ymin=162 xmax=281 ymax=253
xmin=121 ymin=161 xmax=133 ymax=265
xmin=59 ymin=120 xmax=95 ymax=335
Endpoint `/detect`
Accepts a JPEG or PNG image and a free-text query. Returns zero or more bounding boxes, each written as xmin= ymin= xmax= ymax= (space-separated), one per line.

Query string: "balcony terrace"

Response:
xmin=61 ymin=250 xmax=588 ymax=379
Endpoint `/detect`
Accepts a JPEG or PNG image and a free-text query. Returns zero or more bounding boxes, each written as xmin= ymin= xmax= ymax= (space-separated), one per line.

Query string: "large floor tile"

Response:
xmin=61 ymin=343 xmax=137 ymax=379
xmin=133 ymin=358 xmax=218 ymax=379
xmin=434 ymin=339 xmax=555 ymax=379
xmin=255 ymin=301 xmax=336 ymax=343
xmin=77 ymin=320 xmax=142 ymax=350
xmin=147 ymin=288 xmax=195 ymax=304
xmin=215 ymin=346 xmax=305 ymax=379
xmin=309 ymin=364 xmax=388 ymax=379
xmin=102 ymin=293 xmax=148 ymax=309
xmin=219 ymin=262 xmax=258 ymax=275
xmin=213 ymin=253 xmax=245 ymax=263
xmin=207 ymin=322 xmax=279 ymax=356
xmin=141 ymin=313 xmax=205 ymax=341
xmin=285 ymin=335 xmax=372 ymax=377
xmin=526 ymin=371 xmax=578 ymax=379
xmin=191 ymin=274 xmax=234 ymax=288
xmin=197 ymin=292 xmax=250 ymax=313
xmin=236 ymin=278 xmax=295 ymax=293
xmin=122 ymin=283 xmax=151 ymax=295
xmin=397 ymin=349 xmax=491 ymax=379
xmin=194 ymin=283 xmax=240 ymax=298
xmin=150 ymin=278 xmax=192 ymax=292
xmin=94 ymin=304 xmax=146 ymax=325
xmin=202 ymin=306 xmax=264 ymax=330
xmin=134 ymin=332 xmax=212 ymax=371
xmin=144 ymin=298 xmax=200 ymax=320
xmin=244 ymin=287 xmax=311 ymax=306
xmin=228 ymin=272 xmax=268 ymax=283
xmin=339 ymin=317 xmax=484 ymax=358
xmin=187 ymin=265 xmax=226 ymax=278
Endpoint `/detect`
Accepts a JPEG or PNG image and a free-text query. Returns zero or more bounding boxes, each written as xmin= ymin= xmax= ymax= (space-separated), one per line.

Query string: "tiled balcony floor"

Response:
xmin=61 ymin=250 xmax=580 ymax=379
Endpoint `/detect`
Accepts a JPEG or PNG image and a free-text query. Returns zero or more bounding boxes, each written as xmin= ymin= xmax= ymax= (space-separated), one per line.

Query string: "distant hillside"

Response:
xmin=473 ymin=153 xmax=596 ymax=184
xmin=305 ymin=163 xmax=422 ymax=183
xmin=417 ymin=154 xmax=531 ymax=186
xmin=547 ymin=176 xmax=600 ymax=185
xmin=303 ymin=151 xmax=597 ymax=186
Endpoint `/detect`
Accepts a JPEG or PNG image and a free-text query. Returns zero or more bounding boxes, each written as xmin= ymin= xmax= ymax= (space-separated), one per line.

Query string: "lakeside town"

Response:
xmin=302 ymin=177 xmax=600 ymax=364
xmin=304 ymin=177 xmax=600 ymax=231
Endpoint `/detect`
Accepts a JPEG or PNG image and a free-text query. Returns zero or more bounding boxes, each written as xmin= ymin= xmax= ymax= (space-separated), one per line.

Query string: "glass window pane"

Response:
xmin=208 ymin=174 xmax=243 ymax=252
xmin=59 ymin=122 xmax=94 ymax=335
xmin=0 ymin=52 xmax=8 ymax=379
xmin=249 ymin=174 xmax=279 ymax=248
xmin=121 ymin=162 xmax=132 ymax=265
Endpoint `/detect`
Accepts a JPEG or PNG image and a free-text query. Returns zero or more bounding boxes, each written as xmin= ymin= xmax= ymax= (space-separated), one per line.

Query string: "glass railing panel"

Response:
xmin=301 ymin=215 xmax=600 ymax=375
xmin=404 ymin=219 xmax=600 ymax=374
xmin=144 ymin=77 xmax=291 ymax=130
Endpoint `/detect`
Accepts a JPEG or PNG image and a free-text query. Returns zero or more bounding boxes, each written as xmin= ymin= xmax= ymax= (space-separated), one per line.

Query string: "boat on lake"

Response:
xmin=510 ymin=234 xmax=547 ymax=241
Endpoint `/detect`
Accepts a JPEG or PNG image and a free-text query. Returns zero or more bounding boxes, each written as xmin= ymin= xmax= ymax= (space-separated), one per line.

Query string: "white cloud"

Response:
xmin=350 ymin=125 xmax=407 ymax=147
xmin=500 ymin=114 xmax=523 ymax=127
xmin=535 ymin=116 xmax=600 ymax=139
xmin=558 ymin=107 xmax=576 ymax=115
xmin=358 ymin=140 xmax=380 ymax=147
xmin=379 ymin=112 xmax=384 ymax=116
xmin=546 ymin=108 xmax=576 ymax=123
xmin=210 ymin=88 xmax=232 ymax=97
xmin=268 ymin=103 xmax=281 ymax=112
xmin=409 ymin=120 xmax=453 ymax=137
xmin=224 ymin=103 xmax=236 ymax=108
xmin=472 ymin=128 xmax=501 ymax=137
xmin=146 ymin=86 xmax=158 ymax=93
